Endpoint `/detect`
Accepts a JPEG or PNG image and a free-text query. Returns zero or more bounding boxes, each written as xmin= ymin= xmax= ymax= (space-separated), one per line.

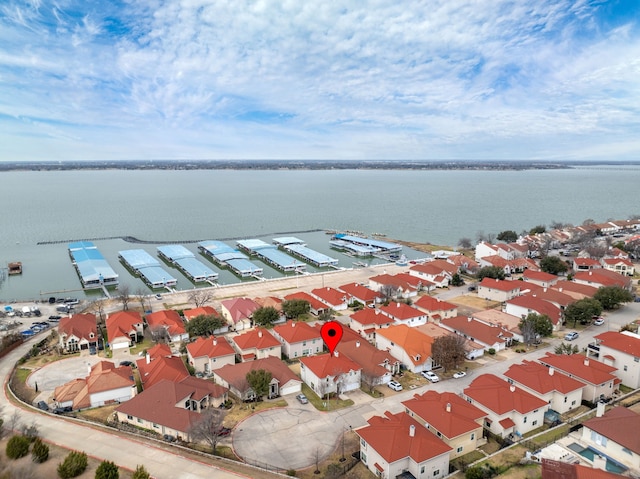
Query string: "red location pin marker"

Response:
xmin=321 ymin=321 xmax=343 ymax=356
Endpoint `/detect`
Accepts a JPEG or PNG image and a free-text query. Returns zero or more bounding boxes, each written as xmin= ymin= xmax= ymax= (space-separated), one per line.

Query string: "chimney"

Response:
xmin=468 ymin=317 xmax=472 ymax=322
xmin=375 ymin=309 xmax=380 ymax=315
xmin=584 ymin=358 xmax=589 ymax=367
xmin=397 ymin=303 xmax=400 ymax=308
xmin=213 ymin=338 xmax=217 ymax=346
xmin=334 ymin=351 xmax=339 ymax=358
xmin=446 ymin=403 xmax=451 ymax=413
xmin=291 ymin=321 xmax=295 ymax=327
xmin=356 ymin=341 xmax=360 ymax=348
xmin=258 ymin=330 xmax=263 ymax=338
xmin=510 ymin=384 xmax=516 ymax=392
xmin=87 ymin=362 xmax=92 ymax=376
xmin=409 ymin=424 xmax=415 ymax=437
xmin=543 ymin=288 xmax=547 ymax=293
xmin=146 ymin=353 xmax=150 ymax=365
xmin=549 ymin=367 xmax=555 ymax=376
xmin=596 ymin=401 xmax=606 ymax=417
xmin=559 ymin=287 xmax=563 ymax=292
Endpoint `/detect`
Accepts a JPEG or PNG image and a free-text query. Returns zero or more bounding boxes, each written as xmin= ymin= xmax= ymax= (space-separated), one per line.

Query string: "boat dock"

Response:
xmin=331 ymin=234 xmax=403 ymax=254
xmin=272 ymin=236 xmax=306 ymax=247
xmin=198 ymin=240 xmax=263 ymax=278
xmin=118 ymin=249 xmax=177 ymax=288
xmin=157 ymin=245 xmax=219 ymax=283
xmin=237 ymin=239 xmax=306 ymax=273
xmin=68 ymin=242 xmax=119 ymax=289
xmin=283 ymin=244 xmax=339 ymax=268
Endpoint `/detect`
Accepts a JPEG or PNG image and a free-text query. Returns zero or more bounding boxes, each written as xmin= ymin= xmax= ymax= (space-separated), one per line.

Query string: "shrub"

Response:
xmin=487 ymin=348 xmax=496 ymax=355
xmin=57 ymin=451 xmax=88 ymax=479
xmin=286 ymin=470 xmax=297 ymax=477
xmin=6 ymin=435 xmax=30 ymax=459
xmin=132 ymin=465 xmax=150 ymax=479
xmin=31 ymin=437 xmax=49 ymax=463
xmin=95 ymin=460 xmax=119 ymax=479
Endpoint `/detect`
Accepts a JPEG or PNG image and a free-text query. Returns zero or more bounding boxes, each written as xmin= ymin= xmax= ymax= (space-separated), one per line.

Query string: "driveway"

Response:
xmin=27 ymin=355 xmax=103 ymax=404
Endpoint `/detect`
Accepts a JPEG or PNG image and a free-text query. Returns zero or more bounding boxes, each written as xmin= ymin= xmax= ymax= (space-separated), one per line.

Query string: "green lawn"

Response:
xmin=301 ymin=383 xmax=354 ymax=412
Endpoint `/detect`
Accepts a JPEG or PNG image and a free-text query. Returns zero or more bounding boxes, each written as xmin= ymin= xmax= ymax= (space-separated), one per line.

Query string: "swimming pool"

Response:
xmin=567 ymin=443 xmax=628 ymax=474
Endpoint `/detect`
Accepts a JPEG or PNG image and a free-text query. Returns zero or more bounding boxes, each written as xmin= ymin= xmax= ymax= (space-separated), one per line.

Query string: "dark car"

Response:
xmin=163 ymin=434 xmax=176 ymax=442
xmin=217 ymin=427 xmax=232 ymax=437
xmin=36 ymin=401 xmax=49 ymax=411
xmin=48 ymin=297 xmax=56 ymax=304
xmin=119 ymin=360 xmax=135 ymax=368
xmin=52 ymin=406 xmax=72 ymax=414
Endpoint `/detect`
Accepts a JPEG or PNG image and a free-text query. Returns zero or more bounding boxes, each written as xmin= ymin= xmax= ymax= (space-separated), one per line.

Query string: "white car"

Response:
xmin=453 ymin=371 xmax=466 ymax=379
xmin=387 ymin=380 xmax=403 ymax=391
xmin=593 ymin=317 xmax=605 ymax=326
xmin=421 ymin=371 xmax=440 ymax=382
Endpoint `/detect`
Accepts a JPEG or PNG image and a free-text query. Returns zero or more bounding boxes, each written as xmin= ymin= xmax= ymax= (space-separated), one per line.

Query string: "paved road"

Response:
xmin=232 ymin=300 xmax=640 ymax=469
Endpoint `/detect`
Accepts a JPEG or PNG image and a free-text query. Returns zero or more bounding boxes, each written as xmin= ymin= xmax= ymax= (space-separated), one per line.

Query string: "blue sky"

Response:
xmin=1 ymin=0 xmax=639 ymax=161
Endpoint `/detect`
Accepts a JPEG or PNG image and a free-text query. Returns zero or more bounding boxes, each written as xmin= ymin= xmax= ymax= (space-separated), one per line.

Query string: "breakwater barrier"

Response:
xmin=36 ymin=229 xmax=325 ymax=246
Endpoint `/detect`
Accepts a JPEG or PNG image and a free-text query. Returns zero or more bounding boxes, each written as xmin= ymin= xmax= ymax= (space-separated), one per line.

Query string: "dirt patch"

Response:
xmin=223 ymin=398 xmax=288 ymax=428
xmin=480 ymin=445 xmax=528 ymax=469
xmin=448 ymin=295 xmax=502 ymax=312
xmin=497 ymin=464 xmax=542 ymax=479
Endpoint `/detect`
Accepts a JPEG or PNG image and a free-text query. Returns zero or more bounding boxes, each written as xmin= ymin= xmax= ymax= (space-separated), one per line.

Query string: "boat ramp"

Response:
xmin=157 ymin=245 xmax=219 ymax=283
xmin=68 ymin=242 xmax=119 ymax=290
xmin=118 ymin=249 xmax=177 ymax=289
xmin=237 ymin=239 xmax=306 ymax=273
xmin=198 ymin=240 xmax=263 ymax=278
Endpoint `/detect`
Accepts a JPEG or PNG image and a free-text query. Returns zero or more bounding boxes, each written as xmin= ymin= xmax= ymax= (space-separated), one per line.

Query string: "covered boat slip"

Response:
xmin=237 ymin=239 xmax=306 ymax=273
xmin=118 ymin=249 xmax=177 ymax=288
xmin=272 ymin=236 xmax=306 ymax=247
xmin=68 ymin=241 xmax=119 ymax=288
xmin=284 ymin=244 xmax=339 ymax=268
xmin=331 ymin=234 xmax=403 ymax=253
xmin=329 ymin=239 xmax=376 ymax=257
xmin=198 ymin=240 xmax=263 ymax=278
xmin=157 ymin=245 xmax=219 ymax=283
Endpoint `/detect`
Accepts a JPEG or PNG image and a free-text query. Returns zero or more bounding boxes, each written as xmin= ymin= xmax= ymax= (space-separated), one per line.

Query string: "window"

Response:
xmin=457 ymin=446 xmax=463 ymax=453
xmin=361 ymin=452 xmax=367 ymax=463
xmin=470 ymin=433 xmax=475 ymax=440
xmin=153 ymin=423 xmax=159 ymax=428
xmin=623 ymin=447 xmax=633 ymax=455
xmin=532 ymin=420 xmax=538 ymax=426
xmin=571 ymin=400 xmax=576 ymax=406
xmin=361 ymin=439 xmax=366 ymax=448
xmin=591 ymin=431 xmax=608 ymax=447
xmin=523 ymin=416 xmax=527 ymax=423
xmin=421 ymin=466 xmax=425 ymax=474
xmin=137 ymin=418 xmax=143 ymax=424
xmin=127 ymin=415 xmax=133 ymax=420
xmin=302 ymin=341 xmax=306 ymax=346
xmin=634 ymin=357 xmax=639 ymax=363
xmin=433 ymin=470 xmax=440 ymax=476
xmin=624 ymin=365 xmax=628 ymax=371
xmin=485 ymin=420 xmax=491 ymax=428
xmin=436 ymin=431 xmax=442 ymax=437
xmin=564 ymin=397 xmax=567 ymax=403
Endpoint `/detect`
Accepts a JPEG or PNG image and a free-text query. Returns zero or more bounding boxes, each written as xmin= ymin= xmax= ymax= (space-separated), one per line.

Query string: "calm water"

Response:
xmin=1 ymin=167 xmax=639 ymax=301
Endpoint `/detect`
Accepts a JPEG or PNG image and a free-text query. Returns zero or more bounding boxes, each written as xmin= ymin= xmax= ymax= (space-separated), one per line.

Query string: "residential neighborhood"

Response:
xmin=2 ymin=219 xmax=640 ymax=479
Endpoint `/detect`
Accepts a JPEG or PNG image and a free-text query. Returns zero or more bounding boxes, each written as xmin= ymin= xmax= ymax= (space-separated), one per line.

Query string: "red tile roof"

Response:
xmin=232 ymin=327 xmax=280 ymax=351
xmin=479 ymin=278 xmax=521 ymax=292
xmin=272 ymin=320 xmax=322 ymax=344
xmin=336 ymin=338 xmax=396 ymax=378
xmin=145 ymin=310 xmax=186 ymax=337
xmin=440 ymin=316 xmax=512 ymax=347
xmin=283 ymin=291 xmax=329 ymax=312
xmin=601 ymin=257 xmax=633 ymax=267
xmin=338 ymin=282 xmax=381 ymax=303
xmin=593 ymin=331 xmax=640 ymax=357
xmin=464 ymin=374 xmax=548 ymax=415
xmin=186 ymin=336 xmax=235 ymax=359
xmin=183 ymin=306 xmax=219 ymax=321
xmin=147 ymin=343 xmax=172 ymax=359
xmin=522 ymin=271 xmax=559 ymax=283
xmin=375 ymin=324 xmax=433 ymax=365
xmin=253 ymin=296 xmax=283 ymax=311
xmin=409 ymin=262 xmax=454 ymax=276
xmin=311 ymin=287 xmax=347 ymax=306
xmin=573 ymin=258 xmax=601 ymax=268
xmin=552 ymin=280 xmax=598 ymax=299
xmin=106 ymin=311 xmax=142 ymax=343
xmin=350 ymin=308 xmax=394 ymax=329
xmin=58 ymin=313 xmax=97 ymax=342
xmin=528 ymin=289 xmax=576 ymax=308
xmin=299 ymin=352 xmax=361 ymax=378
xmin=136 ymin=355 xmax=190 ymax=389
xmin=499 ymin=417 xmax=515 ymax=429
xmin=582 ymin=407 xmax=640 ymax=454
xmin=402 ymin=391 xmax=485 ymax=439
xmin=214 ymin=356 xmax=300 ymax=393
xmin=542 ymin=459 xmax=624 ymax=479
xmin=356 ymin=411 xmax=451 ymax=464
xmin=538 ymin=353 xmax=617 ymax=386
xmin=379 ymin=302 xmax=425 ymax=321
xmin=505 ymin=294 xmax=562 ymax=324
xmin=220 ymin=297 xmax=260 ymax=324
xmin=504 ymin=360 xmax=585 ymax=394
xmin=370 ymin=273 xmax=425 ymax=290
xmin=414 ymin=296 xmax=457 ymax=313
xmin=574 ymin=269 xmax=632 ymax=289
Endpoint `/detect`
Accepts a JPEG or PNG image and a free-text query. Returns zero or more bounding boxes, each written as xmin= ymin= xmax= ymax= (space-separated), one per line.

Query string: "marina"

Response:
xmin=198 ymin=240 xmax=264 ymax=278
xmin=274 ymin=236 xmax=339 ymax=268
xmin=68 ymin=242 xmax=119 ymax=289
xmin=237 ymin=239 xmax=306 ymax=273
xmin=157 ymin=245 xmax=219 ymax=283
xmin=118 ymin=249 xmax=177 ymax=289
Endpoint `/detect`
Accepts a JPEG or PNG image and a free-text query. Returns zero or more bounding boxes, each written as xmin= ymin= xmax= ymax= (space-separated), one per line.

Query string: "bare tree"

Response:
xmin=117 ymin=284 xmax=131 ymax=311
xmin=188 ymin=289 xmax=215 ymax=308
xmin=134 ymin=287 xmax=150 ymax=312
xmin=187 ymin=407 xmax=227 ymax=454
xmin=431 ymin=335 xmax=467 ymax=372
xmin=520 ymin=317 xmax=537 ymax=346
xmin=379 ymin=284 xmax=399 ymax=303
xmin=458 ymin=237 xmax=472 ymax=249
xmin=360 ymin=369 xmax=379 ymax=394
xmin=8 ymin=410 xmax=21 ymax=433
xmin=91 ymin=299 xmax=107 ymax=326
xmin=147 ymin=325 xmax=170 ymax=344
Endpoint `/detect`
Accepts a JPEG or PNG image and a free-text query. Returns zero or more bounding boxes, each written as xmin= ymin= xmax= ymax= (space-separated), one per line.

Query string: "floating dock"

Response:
xmin=68 ymin=242 xmax=119 ymax=289
xmin=329 ymin=234 xmax=402 ymax=256
xmin=282 ymin=244 xmax=339 ymax=268
xmin=157 ymin=245 xmax=219 ymax=283
xmin=237 ymin=239 xmax=306 ymax=273
xmin=118 ymin=249 xmax=177 ymax=288
xmin=272 ymin=236 xmax=306 ymax=247
xmin=198 ymin=240 xmax=263 ymax=278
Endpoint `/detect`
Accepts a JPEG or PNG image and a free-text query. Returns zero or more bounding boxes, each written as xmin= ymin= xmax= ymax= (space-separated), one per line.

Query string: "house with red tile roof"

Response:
xmin=415 ymin=323 xmax=485 ymax=360
xmin=589 ymin=331 xmax=640 ymax=388
xmin=403 ymin=391 xmax=486 ymax=459
xmin=115 ymin=377 xmax=228 ymax=441
xmin=522 ymin=270 xmax=560 ymax=288
xmin=310 ymin=287 xmax=349 ymax=311
xmin=471 ymin=309 xmax=523 ymax=342
xmin=528 ymin=288 xmax=576 ymax=310
xmin=573 ymin=269 xmax=633 ymax=291
xmin=538 ymin=353 xmax=618 ymax=403
xmin=605 ymin=247 xmax=629 ymax=259
xmin=283 ymin=291 xmax=330 ymax=316
xmin=478 ymin=278 xmax=523 ymax=302
xmin=414 ymin=296 xmax=458 ymax=321
xmin=440 ymin=315 xmax=513 ymax=352
xmin=551 ymin=280 xmax=598 ymax=300
xmin=220 ymin=297 xmax=260 ymax=331
xmin=541 ymin=458 xmax=627 ymax=479
xmin=272 ymin=320 xmax=323 ymax=359
xmin=600 ymin=257 xmax=635 ymax=276
xmin=349 ymin=308 xmax=394 ymax=342
xmin=213 ymin=356 xmax=301 ymax=401
xmin=464 ymin=374 xmax=548 ymax=438
xmin=447 ymin=254 xmax=480 ymax=274
xmin=375 ymin=324 xmax=435 ymax=373
xmin=572 ymin=257 xmax=602 ymax=272
xmin=299 ymin=352 xmax=362 ymax=396
xmin=53 ymin=361 xmax=136 ymax=410
xmin=106 ymin=311 xmax=144 ymax=351
xmin=581 ymin=407 xmax=640 ymax=471
xmin=145 ymin=310 xmax=189 ymax=344
xmin=229 ymin=327 xmax=281 ymax=362
xmin=356 ymin=411 xmax=451 ymax=479
xmin=253 ymin=296 xmax=283 ymax=312
xmin=408 ymin=261 xmax=455 ymax=288
xmin=368 ymin=273 xmax=429 ymax=298
xmin=379 ymin=301 xmax=428 ymax=327
xmin=136 ymin=350 xmax=190 ymax=390
xmin=338 ymin=282 xmax=382 ymax=307
xmin=504 ymin=294 xmax=563 ymax=329
xmin=183 ymin=306 xmax=229 ymax=334
xmin=504 ymin=361 xmax=585 ymax=414
xmin=186 ymin=336 xmax=236 ymax=374
xmin=336 ymin=337 xmax=399 ymax=388
xmin=475 ymin=242 xmax=500 ymax=261
xmin=58 ymin=313 xmax=98 ymax=353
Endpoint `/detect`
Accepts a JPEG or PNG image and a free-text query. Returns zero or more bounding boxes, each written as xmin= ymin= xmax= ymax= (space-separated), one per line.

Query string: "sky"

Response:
xmin=1 ymin=0 xmax=639 ymax=162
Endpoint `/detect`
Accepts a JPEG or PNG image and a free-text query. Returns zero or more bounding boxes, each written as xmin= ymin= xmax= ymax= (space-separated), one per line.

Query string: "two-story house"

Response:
xmin=272 ymin=320 xmax=323 ymax=359
xmin=186 ymin=336 xmax=236 ymax=374
xmin=229 ymin=327 xmax=281 ymax=362
xmin=413 ymin=296 xmax=458 ymax=322
xmin=338 ymin=282 xmax=382 ymax=307
xmin=375 ymin=324 xmax=435 ymax=373
xmin=310 ymin=287 xmax=349 ymax=311
xmin=219 ymin=297 xmax=260 ymax=331
xmin=477 ymin=278 xmax=523 ymax=302
xmin=349 ymin=308 xmax=394 ymax=343
xmin=440 ymin=315 xmax=513 ymax=352
xmin=106 ymin=311 xmax=144 ymax=351
xmin=58 ymin=313 xmax=98 ymax=353
xmin=145 ymin=309 xmax=189 ymax=344
xmin=299 ymin=352 xmax=362 ymax=397
xmin=379 ymin=302 xmax=428 ymax=327
xmin=589 ymin=331 xmax=640 ymax=389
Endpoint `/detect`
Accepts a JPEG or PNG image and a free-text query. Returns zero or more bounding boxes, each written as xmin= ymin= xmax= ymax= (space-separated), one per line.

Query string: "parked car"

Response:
xmin=467 ymin=285 xmax=477 ymax=291
xmin=387 ymin=380 xmax=403 ymax=391
xmin=217 ymin=427 xmax=232 ymax=437
xmin=593 ymin=317 xmax=605 ymax=326
xmin=421 ymin=371 xmax=440 ymax=382
xmin=163 ymin=434 xmax=176 ymax=442
xmin=564 ymin=331 xmax=579 ymax=341
xmin=48 ymin=315 xmax=62 ymax=321
xmin=155 ymin=294 xmax=163 ymax=300
xmin=119 ymin=360 xmax=135 ymax=367
xmin=296 ymin=394 xmax=308 ymax=404
xmin=453 ymin=371 xmax=466 ymax=379
xmin=36 ymin=401 xmax=49 ymax=411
